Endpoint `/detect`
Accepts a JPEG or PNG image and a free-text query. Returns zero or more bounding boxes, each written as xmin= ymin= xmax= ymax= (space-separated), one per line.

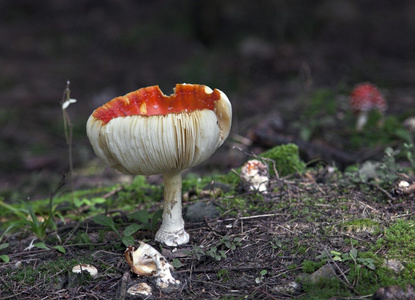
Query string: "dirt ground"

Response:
xmin=1 ymin=168 xmax=415 ymax=299
xmin=1 ymin=1 xmax=415 ymax=299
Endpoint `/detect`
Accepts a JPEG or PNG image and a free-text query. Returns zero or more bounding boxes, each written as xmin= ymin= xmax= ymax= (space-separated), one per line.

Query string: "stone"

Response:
xmin=184 ymin=201 xmax=221 ymax=222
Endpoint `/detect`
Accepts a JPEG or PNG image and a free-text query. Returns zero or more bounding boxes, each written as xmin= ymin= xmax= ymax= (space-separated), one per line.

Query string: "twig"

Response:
xmin=323 ymin=248 xmax=360 ymax=296
xmin=177 ymin=264 xmax=283 ymax=274
xmin=231 ymin=145 xmax=280 ymax=178
xmin=92 ymin=250 xmax=125 ymax=274
xmin=118 ymin=271 xmax=130 ymax=300
xmin=60 ymin=80 xmax=76 ymax=202
xmin=203 ymin=217 xmax=224 ymax=236
xmin=102 ymin=186 xmax=124 ymax=199
xmin=218 ymin=213 xmax=284 ymax=223
xmin=390 ymin=211 xmax=415 ymax=219
xmin=367 ymin=182 xmax=394 ymax=201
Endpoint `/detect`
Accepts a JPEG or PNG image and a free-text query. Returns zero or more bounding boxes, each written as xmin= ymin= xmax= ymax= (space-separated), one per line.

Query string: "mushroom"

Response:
xmin=124 ymin=241 xmax=180 ymax=291
xmin=349 ymin=83 xmax=387 ymax=131
xmin=240 ymin=159 xmax=269 ymax=193
xmin=403 ymin=116 xmax=415 ymax=132
xmin=72 ymin=264 xmax=98 ymax=277
xmin=124 ymin=243 xmax=158 ymax=276
xmin=86 ymin=84 xmax=232 ymax=246
xmin=127 ymin=282 xmax=152 ymax=297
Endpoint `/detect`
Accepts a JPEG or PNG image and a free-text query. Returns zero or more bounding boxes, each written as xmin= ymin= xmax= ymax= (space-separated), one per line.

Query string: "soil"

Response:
xmin=2 ymin=170 xmax=415 ymax=300
xmin=1 ymin=1 xmax=415 ymax=299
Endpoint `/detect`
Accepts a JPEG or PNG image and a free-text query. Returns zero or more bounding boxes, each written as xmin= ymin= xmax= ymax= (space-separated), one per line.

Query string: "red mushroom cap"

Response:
xmin=93 ymin=84 xmax=221 ymax=124
xmin=350 ymin=83 xmax=387 ymax=114
xmin=86 ymin=83 xmax=232 ymax=175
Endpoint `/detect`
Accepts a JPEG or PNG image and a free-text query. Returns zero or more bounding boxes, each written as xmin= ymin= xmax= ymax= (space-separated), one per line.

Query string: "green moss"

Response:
xmin=73 ymin=232 xmax=92 ymax=245
xmin=305 ymin=89 xmax=338 ymax=117
xmin=300 ymin=277 xmax=351 ymax=299
xmin=4 ymin=257 xmax=96 ymax=293
xmin=259 ymin=144 xmax=306 ymax=176
xmin=115 ymin=175 xmax=163 ymax=209
xmin=349 ymin=114 xmax=410 ymax=148
xmin=302 ymin=260 xmax=321 ymax=273
xmin=217 ymin=268 xmax=231 ymax=282
xmin=379 ymin=219 xmax=415 ymax=261
xmin=341 ymin=218 xmax=380 ymax=234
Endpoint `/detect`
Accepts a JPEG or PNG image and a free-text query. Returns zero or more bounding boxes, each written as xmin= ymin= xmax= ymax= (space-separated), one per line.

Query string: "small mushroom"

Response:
xmin=127 ymin=282 xmax=152 ymax=296
xmin=240 ymin=159 xmax=269 ymax=193
xmin=394 ymin=179 xmax=415 ymax=195
xmin=87 ymin=84 xmax=232 ymax=245
xmin=349 ymin=83 xmax=386 ymax=131
xmin=72 ymin=264 xmax=98 ymax=277
xmin=124 ymin=242 xmax=180 ymax=291
xmin=403 ymin=116 xmax=415 ymax=132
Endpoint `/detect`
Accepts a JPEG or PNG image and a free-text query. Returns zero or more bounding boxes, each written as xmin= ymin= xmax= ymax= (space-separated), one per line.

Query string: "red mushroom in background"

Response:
xmin=350 ymin=83 xmax=387 ymax=131
xmin=87 ymin=84 xmax=232 ymax=246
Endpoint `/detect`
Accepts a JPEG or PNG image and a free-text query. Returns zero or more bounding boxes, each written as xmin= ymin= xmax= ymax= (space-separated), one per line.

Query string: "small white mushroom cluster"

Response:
xmin=240 ymin=159 xmax=270 ymax=193
xmin=124 ymin=241 xmax=180 ymax=292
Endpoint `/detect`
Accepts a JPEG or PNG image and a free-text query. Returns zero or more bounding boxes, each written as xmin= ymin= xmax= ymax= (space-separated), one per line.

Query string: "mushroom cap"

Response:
xmin=72 ymin=264 xmax=98 ymax=277
xmin=87 ymin=84 xmax=232 ymax=175
xmin=350 ymin=83 xmax=387 ymax=114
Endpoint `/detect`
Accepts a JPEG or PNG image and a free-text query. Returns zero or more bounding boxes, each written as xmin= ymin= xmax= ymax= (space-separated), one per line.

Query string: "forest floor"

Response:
xmin=1 ymin=1 xmax=415 ymax=299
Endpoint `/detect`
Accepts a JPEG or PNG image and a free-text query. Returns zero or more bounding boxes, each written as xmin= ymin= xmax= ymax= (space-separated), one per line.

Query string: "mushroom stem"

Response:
xmin=155 ymin=171 xmax=189 ymax=246
xmin=356 ymin=111 xmax=368 ymax=131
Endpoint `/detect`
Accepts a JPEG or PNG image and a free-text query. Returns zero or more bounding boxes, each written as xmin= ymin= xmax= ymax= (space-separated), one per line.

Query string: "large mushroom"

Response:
xmin=350 ymin=83 xmax=387 ymax=131
xmin=86 ymin=84 xmax=232 ymax=246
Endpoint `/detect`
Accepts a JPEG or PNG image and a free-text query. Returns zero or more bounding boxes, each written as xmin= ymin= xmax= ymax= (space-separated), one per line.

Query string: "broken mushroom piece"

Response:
xmin=240 ymin=159 xmax=269 ymax=193
xmin=72 ymin=264 xmax=98 ymax=277
xmin=124 ymin=242 xmax=158 ymax=276
xmin=394 ymin=179 xmax=415 ymax=195
xmin=124 ymin=241 xmax=180 ymax=291
xmin=127 ymin=282 xmax=152 ymax=297
xmin=87 ymin=84 xmax=232 ymax=245
xmin=350 ymin=83 xmax=387 ymax=131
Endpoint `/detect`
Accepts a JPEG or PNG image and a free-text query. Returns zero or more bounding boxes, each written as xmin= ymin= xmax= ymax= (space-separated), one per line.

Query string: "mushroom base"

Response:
xmin=155 ymin=228 xmax=189 ymax=246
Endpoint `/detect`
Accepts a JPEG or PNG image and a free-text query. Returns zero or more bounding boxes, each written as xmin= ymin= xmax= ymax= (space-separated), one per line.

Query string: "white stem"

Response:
xmin=356 ymin=112 xmax=368 ymax=131
xmin=155 ymin=171 xmax=189 ymax=246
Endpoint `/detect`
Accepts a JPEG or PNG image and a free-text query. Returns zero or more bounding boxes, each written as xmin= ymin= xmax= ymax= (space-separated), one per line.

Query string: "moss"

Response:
xmin=114 ymin=175 xmax=163 ymax=209
xmin=306 ymin=89 xmax=338 ymax=117
xmin=302 ymin=260 xmax=321 ymax=273
xmin=300 ymin=277 xmax=352 ymax=299
xmin=73 ymin=232 xmax=92 ymax=245
xmin=4 ymin=257 xmax=96 ymax=293
xmin=259 ymin=143 xmax=306 ymax=176
xmin=341 ymin=218 xmax=380 ymax=234
xmin=379 ymin=219 xmax=415 ymax=261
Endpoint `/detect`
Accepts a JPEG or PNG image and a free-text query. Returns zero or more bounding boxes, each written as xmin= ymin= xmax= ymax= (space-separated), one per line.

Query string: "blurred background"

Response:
xmin=1 ymin=0 xmax=415 ymax=200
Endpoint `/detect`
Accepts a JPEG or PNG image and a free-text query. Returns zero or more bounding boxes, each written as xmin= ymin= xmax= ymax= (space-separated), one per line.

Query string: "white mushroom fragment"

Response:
xmin=72 ymin=264 xmax=98 ymax=277
xmin=241 ymin=159 xmax=269 ymax=193
xmin=403 ymin=116 xmax=415 ymax=132
xmin=87 ymin=84 xmax=232 ymax=246
xmin=394 ymin=180 xmax=415 ymax=195
xmin=124 ymin=241 xmax=180 ymax=291
xmin=127 ymin=282 xmax=152 ymax=296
